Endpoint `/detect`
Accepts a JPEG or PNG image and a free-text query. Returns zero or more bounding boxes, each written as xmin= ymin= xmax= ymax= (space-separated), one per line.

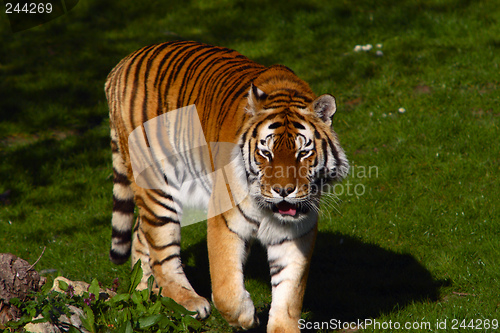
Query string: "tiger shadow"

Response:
xmin=303 ymin=232 xmax=448 ymax=323
xmin=181 ymin=230 xmax=448 ymax=330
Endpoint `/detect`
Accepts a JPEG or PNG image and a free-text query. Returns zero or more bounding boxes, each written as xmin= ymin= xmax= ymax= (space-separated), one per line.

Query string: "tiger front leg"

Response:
xmin=266 ymin=226 xmax=317 ymax=333
xmin=207 ymin=213 xmax=259 ymax=330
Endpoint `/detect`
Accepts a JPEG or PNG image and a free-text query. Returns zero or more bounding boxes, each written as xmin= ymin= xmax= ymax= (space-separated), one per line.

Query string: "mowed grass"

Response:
xmin=1 ymin=0 xmax=499 ymax=331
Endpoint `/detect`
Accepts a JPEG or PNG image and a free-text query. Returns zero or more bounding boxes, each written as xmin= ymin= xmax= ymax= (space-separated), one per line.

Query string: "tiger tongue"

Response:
xmin=277 ymin=202 xmax=297 ymax=216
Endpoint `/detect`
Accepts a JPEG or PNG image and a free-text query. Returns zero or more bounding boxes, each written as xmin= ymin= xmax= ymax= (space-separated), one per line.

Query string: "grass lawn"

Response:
xmin=1 ymin=0 xmax=499 ymax=331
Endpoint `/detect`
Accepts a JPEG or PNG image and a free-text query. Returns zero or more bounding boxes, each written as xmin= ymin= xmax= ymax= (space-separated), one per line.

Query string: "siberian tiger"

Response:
xmin=105 ymin=40 xmax=348 ymax=332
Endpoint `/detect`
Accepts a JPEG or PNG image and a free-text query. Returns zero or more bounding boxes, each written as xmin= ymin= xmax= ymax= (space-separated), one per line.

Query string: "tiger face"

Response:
xmin=242 ymin=84 xmax=348 ymax=223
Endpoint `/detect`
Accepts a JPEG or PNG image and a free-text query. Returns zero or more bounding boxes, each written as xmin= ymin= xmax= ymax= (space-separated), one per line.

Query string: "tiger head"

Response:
xmin=239 ymin=66 xmax=349 ymax=223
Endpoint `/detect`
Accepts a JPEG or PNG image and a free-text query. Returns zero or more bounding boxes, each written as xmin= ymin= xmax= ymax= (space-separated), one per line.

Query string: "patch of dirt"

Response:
xmin=0 ymin=130 xmax=77 ymax=149
xmin=413 ymin=84 xmax=432 ymax=95
xmin=472 ymin=108 xmax=499 ymax=118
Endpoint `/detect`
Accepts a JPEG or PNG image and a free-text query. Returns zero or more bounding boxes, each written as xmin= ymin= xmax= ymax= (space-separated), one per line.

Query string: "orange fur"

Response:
xmin=105 ymin=41 xmax=348 ymax=331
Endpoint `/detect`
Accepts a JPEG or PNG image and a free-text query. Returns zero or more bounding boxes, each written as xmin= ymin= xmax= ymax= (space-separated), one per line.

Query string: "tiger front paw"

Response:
xmin=267 ymin=311 xmax=301 ymax=333
xmin=182 ymin=294 xmax=211 ymax=319
xmin=214 ymin=291 xmax=259 ymax=330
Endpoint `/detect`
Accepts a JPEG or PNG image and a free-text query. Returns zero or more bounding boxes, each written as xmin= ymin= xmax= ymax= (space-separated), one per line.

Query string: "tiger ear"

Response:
xmin=246 ymin=84 xmax=267 ymax=115
xmin=313 ymin=94 xmax=337 ymax=126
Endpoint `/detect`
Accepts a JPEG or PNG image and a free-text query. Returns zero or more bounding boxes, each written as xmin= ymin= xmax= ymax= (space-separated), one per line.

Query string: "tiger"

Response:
xmin=105 ymin=40 xmax=349 ymax=332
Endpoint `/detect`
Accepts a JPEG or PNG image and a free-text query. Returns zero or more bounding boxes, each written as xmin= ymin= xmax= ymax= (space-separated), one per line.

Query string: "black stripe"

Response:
xmin=314 ymin=129 xmax=321 ymax=139
xmin=136 ymin=227 xmax=145 ymax=245
xmin=250 ymin=112 xmax=279 ymax=138
xmin=113 ymin=168 xmax=131 ymax=185
xmin=152 ymin=41 xmax=186 ymax=88
xmin=221 ymin=214 xmax=246 ymax=241
xmin=226 ymin=70 xmax=264 ymax=115
xmin=311 ymin=154 xmax=319 ymax=168
xmin=157 ymin=43 xmax=200 ymax=113
xmin=268 ymin=237 xmax=292 ymax=246
xmin=141 ymin=44 xmax=171 ymax=125
xmin=270 ymin=265 xmax=285 ymax=277
xmin=127 ymin=44 xmax=158 ymax=126
xmin=271 ymin=281 xmax=283 ymax=288
xmin=135 ymin=249 xmax=149 ymax=257
xmin=176 ymin=45 xmax=219 ymax=107
xmin=110 ymin=248 xmax=131 ymax=265
xmin=113 ymin=197 xmax=135 ymax=213
xmin=186 ymin=53 xmax=226 ymax=105
xmin=325 ymin=135 xmax=341 ymax=171
xmin=111 ymin=227 xmax=132 ymax=243
xmin=142 ymin=215 xmax=180 ymax=227
xmin=268 ymin=122 xmax=283 ymax=129
xmin=150 ymin=188 xmax=175 ymax=202
xmin=148 ymin=241 xmax=181 ymax=251
xmin=251 ymin=124 xmax=260 ymax=138
xmin=145 ymin=191 xmax=178 ymax=215
xmin=165 ymin=44 xmax=211 ymax=101
xmin=240 ymin=129 xmax=249 ymax=146
xmin=266 ymin=98 xmax=291 ymax=105
xmin=236 ymin=204 xmax=260 ymax=226
xmin=292 ymin=121 xmax=306 ymax=130
xmin=178 ymin=47 xmax=229 ymax=106
xmin=154 ymin=42 xmax=189 ymax=115
xmin=267 ymin=93 xmax=291 ymax=100
xmin=216 ymin=64 xmax=265 ymax=121
xmin=143 ymin=229 xmax=180 ymax=250
xmin=133 ymin=217 xmax=140 ymax=232
xmin=322 ymin=139 xmax=329 ymax=172
xmin=111 ymin=140 xmax=119 ymax=153
xmin=151 ymin=254 xmax=181 ymax=266
xmin=290 ymin=102 xmax=308 ymax=108
xmin=119 ymin=46 xmax=152 ymax=96
xmin=294 ymin=95 xmax=313 ymax=104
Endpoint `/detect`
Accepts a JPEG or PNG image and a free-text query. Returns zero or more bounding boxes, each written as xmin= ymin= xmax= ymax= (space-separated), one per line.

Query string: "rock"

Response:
xmin=52 ymin=276 xmax=116 ymax=299
xmin=24 ymin=305 xmax=89 ymax=333
xmin=0 ymin=253 xmax=41 ymax=303
xmin=21 ymin=277 xmax=116 ymax=332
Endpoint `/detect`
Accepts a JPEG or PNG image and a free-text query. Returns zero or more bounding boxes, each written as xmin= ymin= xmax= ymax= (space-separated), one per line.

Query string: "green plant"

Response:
xmin=7 ymin=261 xmax=202 ymax=332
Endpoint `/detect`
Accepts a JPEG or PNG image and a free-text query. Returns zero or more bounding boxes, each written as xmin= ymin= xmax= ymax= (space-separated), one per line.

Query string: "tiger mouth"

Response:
xmin=271 ymin=201 xmax=309 ymax=217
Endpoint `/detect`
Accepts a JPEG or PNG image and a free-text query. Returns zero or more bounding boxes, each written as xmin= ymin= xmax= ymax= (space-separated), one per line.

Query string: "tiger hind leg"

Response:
xmin=133 ymin=187 xmax=211 ymax=319
xmin=131 ymin=217 xmax=154 ymax=290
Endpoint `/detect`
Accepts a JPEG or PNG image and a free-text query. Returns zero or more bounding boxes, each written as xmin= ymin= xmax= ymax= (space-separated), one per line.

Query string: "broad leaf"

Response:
xmin=138 ymin=314 xmax=163 ymax=329
xmin=88 ymin=278 xmax=100 ymax=297
xmin=129 ymin=260 xmax=143 ymax=293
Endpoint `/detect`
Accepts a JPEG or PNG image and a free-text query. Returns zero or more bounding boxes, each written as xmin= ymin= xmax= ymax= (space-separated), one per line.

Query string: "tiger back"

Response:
xmin=105 ymin=41 xmax=348 ymax=332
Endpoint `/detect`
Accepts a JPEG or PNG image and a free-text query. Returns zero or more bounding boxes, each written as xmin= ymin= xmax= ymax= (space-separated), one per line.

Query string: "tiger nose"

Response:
xmin=272 ymin=184 xmax=296 ymax=197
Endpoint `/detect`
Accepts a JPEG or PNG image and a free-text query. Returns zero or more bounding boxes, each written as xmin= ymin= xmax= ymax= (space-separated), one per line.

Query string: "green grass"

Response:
xmin=1 ymin=0 xmax=499 ymax=331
